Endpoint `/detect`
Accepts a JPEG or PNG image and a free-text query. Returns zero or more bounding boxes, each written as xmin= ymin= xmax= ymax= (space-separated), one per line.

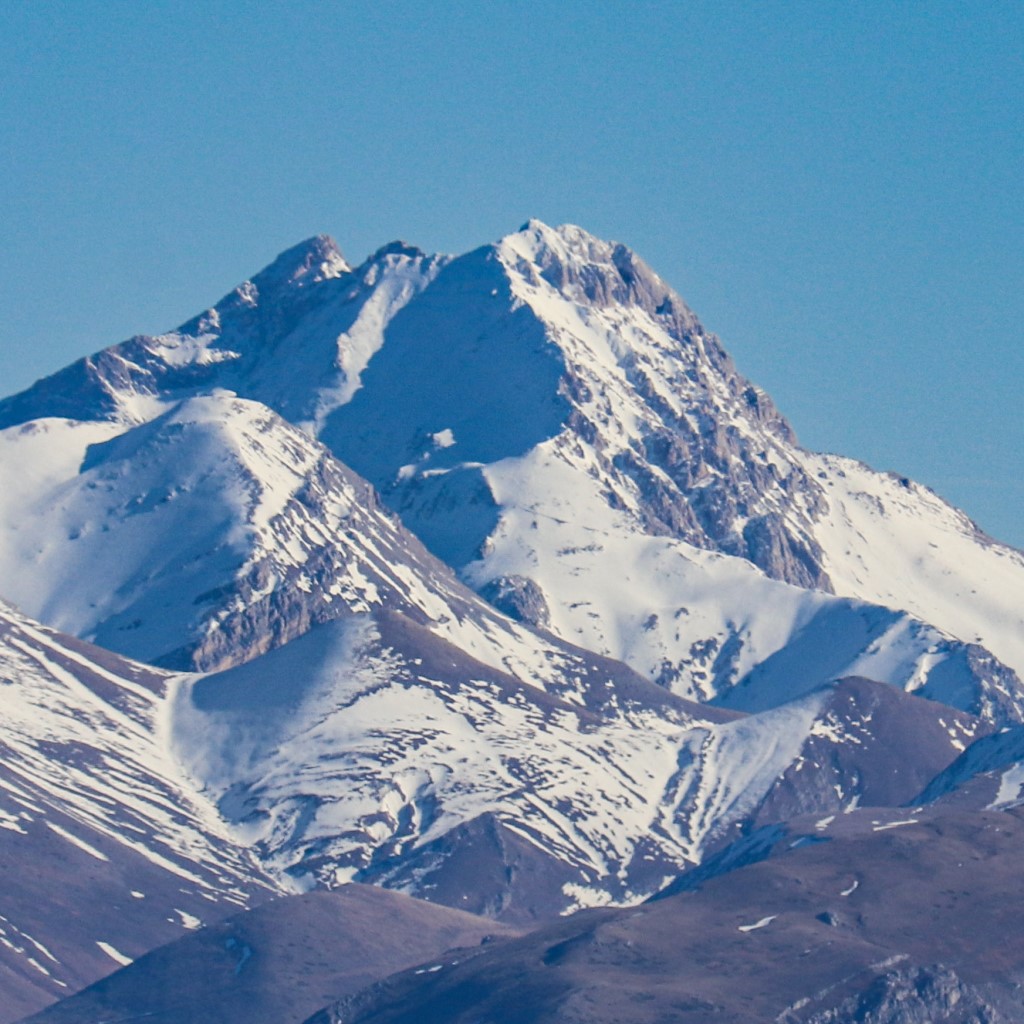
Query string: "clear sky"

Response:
xmin=1 ymin=1 xmax=1021 ymax=546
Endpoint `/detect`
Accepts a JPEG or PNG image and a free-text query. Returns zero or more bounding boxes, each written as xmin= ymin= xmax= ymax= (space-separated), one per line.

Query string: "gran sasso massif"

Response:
xmin=2 ymin=222 xmax=1024 ymax=1024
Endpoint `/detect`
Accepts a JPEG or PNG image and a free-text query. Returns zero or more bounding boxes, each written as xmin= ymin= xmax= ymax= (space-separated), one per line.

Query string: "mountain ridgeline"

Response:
xmin=2 ymin=221 xmax=1024 ymax=1023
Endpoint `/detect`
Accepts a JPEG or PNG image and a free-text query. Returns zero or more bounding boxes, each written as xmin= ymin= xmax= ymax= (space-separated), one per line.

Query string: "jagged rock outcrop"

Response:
xmin=478 ymin=574 xmax=551 ymax=629
xmin=800 ymin=965 xmax=1008 ymax=1024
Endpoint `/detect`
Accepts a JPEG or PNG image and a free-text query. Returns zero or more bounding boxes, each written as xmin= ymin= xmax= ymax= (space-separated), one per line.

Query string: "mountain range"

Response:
xmin=1 ymin=221 xmax=1023 ymax=1022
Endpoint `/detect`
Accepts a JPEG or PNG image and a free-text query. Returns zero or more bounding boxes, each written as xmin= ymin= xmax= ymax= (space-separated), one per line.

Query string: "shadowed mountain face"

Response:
xmin=306 ymin=807 xmax=1024 ymax=1024
xmin=18 ymin=887 xmax=517 ymax=1024
xmin=916 ymin=724 xmax=1024 ymax=811
xmin=743 ymin=676 xmax=992 ymax=829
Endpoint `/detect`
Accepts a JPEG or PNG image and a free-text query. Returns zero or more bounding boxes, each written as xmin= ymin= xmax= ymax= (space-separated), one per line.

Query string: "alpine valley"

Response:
xmin=2 ymin=222 xmax=1024 ymax=1023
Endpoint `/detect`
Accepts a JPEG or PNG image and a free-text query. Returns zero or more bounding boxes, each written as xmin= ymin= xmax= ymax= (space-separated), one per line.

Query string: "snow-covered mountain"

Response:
xmin=169 ymin=615 xmax=987 ymax=921
xmin=0 ymin=601 xmax=278 ymax=1021
xmin=1 ymin=221 xmax=1020 ymax=722
xmin=0 ymin=554 xmax=984 ymax=976
xmin=0 ymin=388 xmax=693 ymax=703
xmin=2 ymin=219 xmax=1024 ymax=1020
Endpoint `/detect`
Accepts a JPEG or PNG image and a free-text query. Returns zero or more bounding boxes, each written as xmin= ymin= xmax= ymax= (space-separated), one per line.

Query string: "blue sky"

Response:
xmin=1 ymin=1 xmax=1021 ymax=546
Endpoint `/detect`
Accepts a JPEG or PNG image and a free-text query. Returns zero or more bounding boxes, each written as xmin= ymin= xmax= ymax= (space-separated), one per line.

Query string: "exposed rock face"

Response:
xmin=800 ymin=965 xmax=1008 ymax=1024
xmin=357 ymin=812 xmax=576 ymax=926
xmin=488 ymin=221 xmax=834 ymax=591
xmin=745 ymin=677 xmax=993 ymax=831
xmin=478 ymin=575 xmax=551 ymax=629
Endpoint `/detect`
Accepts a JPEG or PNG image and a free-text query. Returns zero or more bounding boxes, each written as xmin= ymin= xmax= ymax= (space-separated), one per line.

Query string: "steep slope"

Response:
xmin=915 ymin=723 xmax=1024 ymax=811
xmin=18 ymin=887 xmax=517 ymax=1024
xmin=801 ymin=450 xmax=1024 ymax=683
xmin=1 ymin=222 xmax=1020 ymax=718
xmin=307 ymin=806 xmax=1024 ymax=1024
xmin=0 ymin=236 xmax=441 ymax=434
xmin=1 ymin=338 xmax=993 ymax=930
xmin=744 ymin=676 xmax=991 ymax=829
xmin=1 ymin=220 xmax=1020 ymax=1020
xmin=452 ymin=224 xmax=1024 ymax=708
xmin=0 ymin=392 xmax=511 ymax=671
xmin=0 ymin=391 xmax=695 ymax=711
xmin=0 ymin=524 xmax=983 ymax=1006
xmin=0 ymin=601 xmax=278 ymax=1023
xmin=313 ymin=222 xmax=1024 ymax=704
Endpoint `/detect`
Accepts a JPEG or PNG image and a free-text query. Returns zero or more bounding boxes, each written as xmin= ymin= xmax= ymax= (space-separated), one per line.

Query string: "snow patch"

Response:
xmin=96 ymin=941 xmax=133 ymax=966
xmin=872 ymin=818 xmax=918 ymax=832
xmin=45 ymin=822 xmax=109 ymax=862
xmin=990 ymin=763 xmax=1024 ymax=808
xmin=738 ymin=915 xmax=777 ymax=932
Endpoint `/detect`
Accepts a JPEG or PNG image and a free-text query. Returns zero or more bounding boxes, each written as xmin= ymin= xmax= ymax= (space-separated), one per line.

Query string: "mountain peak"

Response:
xmin=497 ymin=220 xmax=698 ymax=336
xmin=250 ymin=234 xmax=350 ymax=293
xmin=174 ymin=233 xmax=353 ymax=347
xmin=368 ymin=240 xmax=426 ymax=262
xmin=507 ymin=218 xmax=607 ymax=261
